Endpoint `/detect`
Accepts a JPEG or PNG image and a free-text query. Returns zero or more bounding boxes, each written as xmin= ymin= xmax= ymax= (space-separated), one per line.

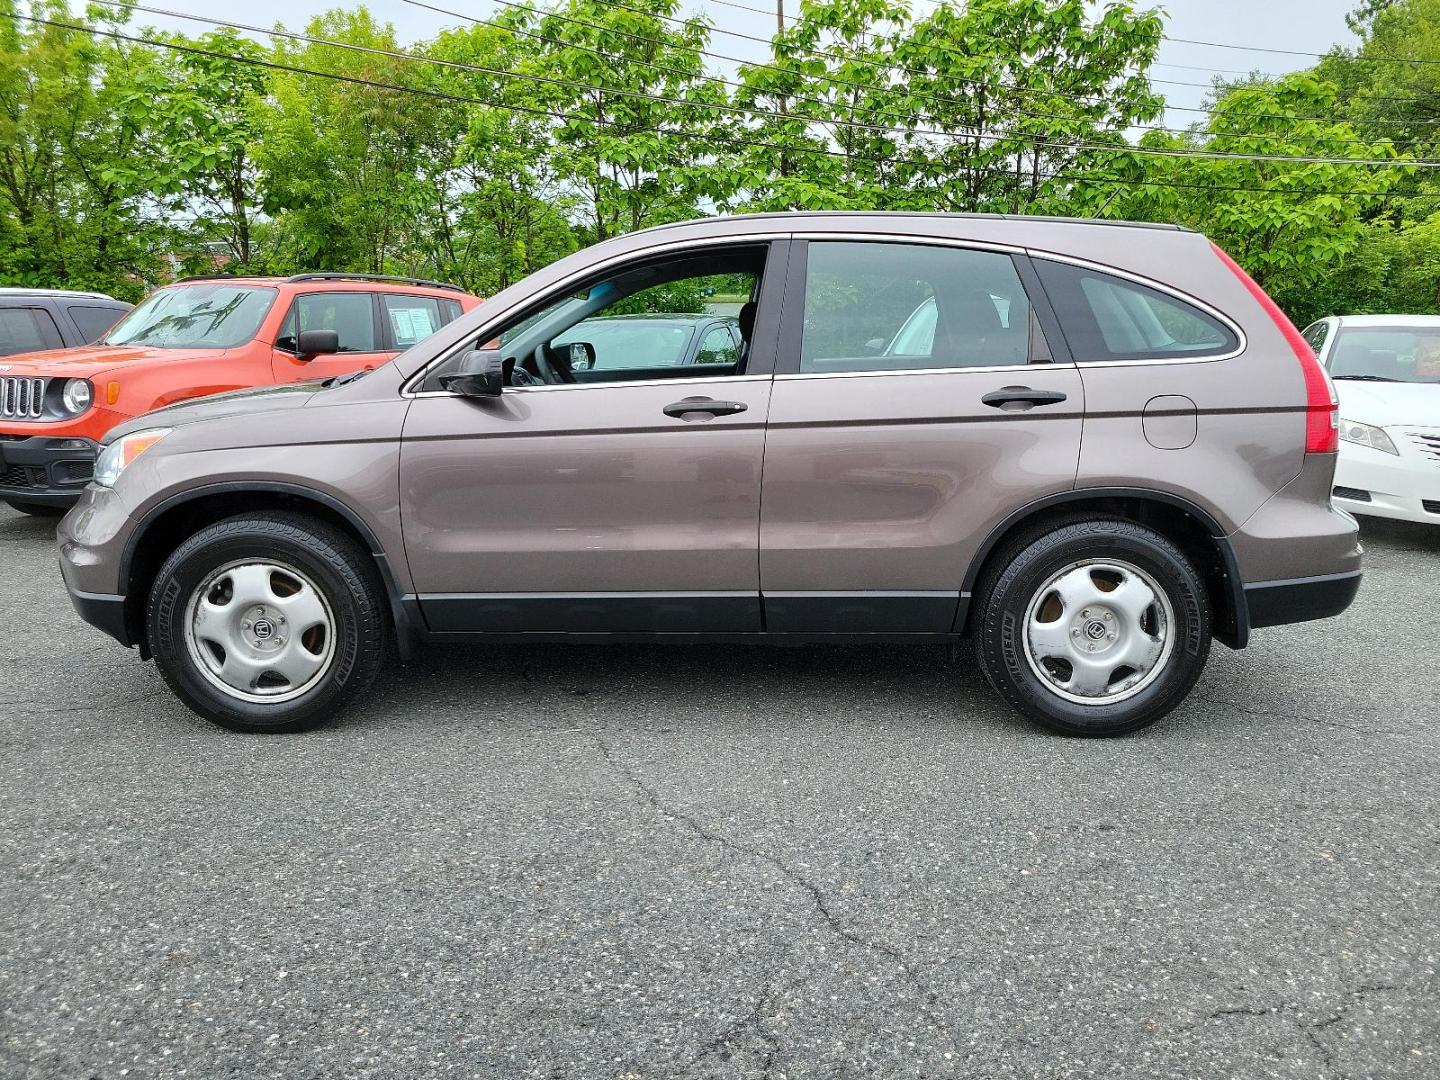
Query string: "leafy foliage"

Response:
xmin=0 ymin=0 xmax=1437 ymax=322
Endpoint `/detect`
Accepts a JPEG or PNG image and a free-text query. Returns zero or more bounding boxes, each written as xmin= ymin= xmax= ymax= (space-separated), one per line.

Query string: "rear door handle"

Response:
xmin=663 ymin=397 xmax=748 ymax=418
xmin=981 ymin=386 xmax=1068 ymax=408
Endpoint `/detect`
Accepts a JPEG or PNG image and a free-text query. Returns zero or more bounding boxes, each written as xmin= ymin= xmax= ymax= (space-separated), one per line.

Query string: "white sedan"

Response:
xmin=1301 ymin=315 xmax=1440 ymax=525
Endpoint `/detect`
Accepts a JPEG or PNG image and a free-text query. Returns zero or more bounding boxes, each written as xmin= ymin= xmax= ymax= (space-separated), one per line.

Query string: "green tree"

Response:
xmin=253 ymin=7 xmax=454 ymax=275
xmin=0 ymin=1 xmax=173 ymax=296
xmin=421 ymin=15 xmax=577 ymax=294
xmin=1078 ymin=73 xmax=1402 ymax=323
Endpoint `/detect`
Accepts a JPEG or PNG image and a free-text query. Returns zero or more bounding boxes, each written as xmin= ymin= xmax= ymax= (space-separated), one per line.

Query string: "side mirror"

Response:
xmin=863 ymin=337 xmax=887 ymax=355
xmin=295 ymin=328 xmax=340 ymax=361
xmin=439 ymin=348 xmax=505 ymax=397
xmin=567 ymin=341 xmax=596 ymax=372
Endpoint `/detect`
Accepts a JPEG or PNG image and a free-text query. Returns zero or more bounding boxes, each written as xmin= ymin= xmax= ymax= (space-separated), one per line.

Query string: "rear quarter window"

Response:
xmin=1034 ymin=259 xmax=1239 ymax=363
xmin=66 ymin=304 xmax=126 ymax=343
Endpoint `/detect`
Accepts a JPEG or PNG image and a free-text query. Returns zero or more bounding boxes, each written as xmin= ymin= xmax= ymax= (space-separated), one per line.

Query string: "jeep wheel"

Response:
xmin=147 ymin=512 xmax=388 ymax=733
xmin=975 ymin=517 xmax=1211 ymax=737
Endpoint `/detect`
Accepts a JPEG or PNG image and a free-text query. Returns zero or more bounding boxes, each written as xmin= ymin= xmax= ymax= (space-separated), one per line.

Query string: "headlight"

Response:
xmin=1338 ymin=418 xmax=1399 ymax=455
xmin=93 ymin=427 xmax=171 ymax=487
xmin=61 ymin=378 xmax=92 ymax=414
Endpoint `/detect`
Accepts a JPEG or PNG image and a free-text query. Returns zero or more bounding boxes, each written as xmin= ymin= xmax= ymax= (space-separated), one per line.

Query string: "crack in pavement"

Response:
xmin=691 ymin=983 xmax=785 ymax=1075
xmin=595 ymin=736 xmax=963 ymax=1067
xmin=1208 ymin=982 xmax=1403 ymax=1079
xmin=1195 ymin=693 xmax=1421 ymax=743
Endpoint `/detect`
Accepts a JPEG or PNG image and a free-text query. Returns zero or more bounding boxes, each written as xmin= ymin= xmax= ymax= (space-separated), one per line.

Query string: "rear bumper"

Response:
xmin=0 ymin=435 xmax=98 ymax=503
xmin=1244 ymin=570 xmax=1362 ymax=630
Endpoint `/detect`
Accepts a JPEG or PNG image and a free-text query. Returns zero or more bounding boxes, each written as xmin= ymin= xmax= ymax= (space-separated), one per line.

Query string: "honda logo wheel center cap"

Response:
xmin=240 ymin=606 xmax=287 ymax=651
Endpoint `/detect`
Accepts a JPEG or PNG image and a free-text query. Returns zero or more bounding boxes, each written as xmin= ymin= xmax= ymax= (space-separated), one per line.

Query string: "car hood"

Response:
xmin=0 ymin=343 xmax=233 ymax=378
xmin=1335 ymin=380 xmax=1440 ymax=426
xmin=105 ymin=380 xmax=325 ymax=443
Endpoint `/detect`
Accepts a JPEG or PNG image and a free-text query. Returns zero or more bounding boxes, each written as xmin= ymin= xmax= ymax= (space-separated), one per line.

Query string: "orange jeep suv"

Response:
xmin=0 ymin=273 xmax=480 ymax=514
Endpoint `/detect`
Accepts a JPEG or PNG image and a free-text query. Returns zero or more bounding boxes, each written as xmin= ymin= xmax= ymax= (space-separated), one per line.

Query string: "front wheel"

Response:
xmin=146 ymin=512 xmax=389 ymax=733
xmin=974 ymin=517 xmax=1211 ymax=737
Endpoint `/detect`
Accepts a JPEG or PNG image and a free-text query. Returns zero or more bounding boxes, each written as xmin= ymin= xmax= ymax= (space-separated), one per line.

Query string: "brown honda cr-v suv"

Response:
xmin=57 ymin=213 xmax=1360 ymax=736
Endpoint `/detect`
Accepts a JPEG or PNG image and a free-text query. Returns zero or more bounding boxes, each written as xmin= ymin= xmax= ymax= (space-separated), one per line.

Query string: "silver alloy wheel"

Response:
xmin=1021 ymin=558 xmax=1175 ymax=706
xmin=183 ymin=559 xmax=337 ymax=705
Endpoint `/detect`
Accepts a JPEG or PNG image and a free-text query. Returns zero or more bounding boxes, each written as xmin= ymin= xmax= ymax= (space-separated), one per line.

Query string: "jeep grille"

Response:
xmin=0 ymin=377 xmax=46 ymax=420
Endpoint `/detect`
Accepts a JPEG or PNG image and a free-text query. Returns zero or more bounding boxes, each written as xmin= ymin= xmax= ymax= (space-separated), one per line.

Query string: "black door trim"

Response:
xmin=416 ymin=592 xmax=762 ymax=633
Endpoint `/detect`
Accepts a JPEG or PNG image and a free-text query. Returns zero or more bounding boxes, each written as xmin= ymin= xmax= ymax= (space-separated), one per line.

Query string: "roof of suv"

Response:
xmin=0 ymin=287 xmax=120 ymax=300
xmin=628 ymin=211 xmax=1195 ymax=239
xmin=172 ymin=273 xmax=469 ymax=294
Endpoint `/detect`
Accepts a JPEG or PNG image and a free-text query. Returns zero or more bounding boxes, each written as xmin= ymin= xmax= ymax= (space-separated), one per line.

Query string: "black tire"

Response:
xmin=146 ymin=512 xmax=389 ymax=733
xmin=4 ymin=498 xmax=67 ymax=518
xmin=974 ymin=516 xmax=1211 ymax=737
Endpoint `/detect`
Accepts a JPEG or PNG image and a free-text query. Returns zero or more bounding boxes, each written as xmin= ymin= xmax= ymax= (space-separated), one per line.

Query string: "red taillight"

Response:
xmin=1210 ymin=242 xmax=1338 ymax=454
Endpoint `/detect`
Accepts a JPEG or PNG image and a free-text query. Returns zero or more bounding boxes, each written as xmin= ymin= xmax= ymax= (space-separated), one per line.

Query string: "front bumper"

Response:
xmin=66 ymin=585 xmax=133 ymax=646
xmin=0 ymin=435 xmax=98 ymax=504
xmin=1332 ymin=427 xmax=1440 ymax=525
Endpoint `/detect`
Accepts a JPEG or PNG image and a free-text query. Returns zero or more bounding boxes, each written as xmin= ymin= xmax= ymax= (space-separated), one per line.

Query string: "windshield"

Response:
xmin=1329 ymin=327 xmax=1440 ymax=383
xmin=102 ymin=284 xmax=277 ymax=349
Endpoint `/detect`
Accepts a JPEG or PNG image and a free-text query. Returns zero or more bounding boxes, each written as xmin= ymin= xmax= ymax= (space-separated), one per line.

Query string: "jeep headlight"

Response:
xmin=1338 ymin=418 xmax=1399 ymax=456
xmin=61 ymin=378 xmax=92 ymax=414
xmin=94 ymin=428 xmax=171 ymax=487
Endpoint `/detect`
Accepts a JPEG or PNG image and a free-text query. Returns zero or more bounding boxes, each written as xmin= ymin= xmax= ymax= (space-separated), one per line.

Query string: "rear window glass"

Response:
xmin=1034 ymin=260 xmax=1238 ymax=362
xmin=0 ymin=307 xmax=63 ymax=356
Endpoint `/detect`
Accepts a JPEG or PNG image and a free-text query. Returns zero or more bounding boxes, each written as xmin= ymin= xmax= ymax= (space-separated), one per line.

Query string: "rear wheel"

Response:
xmin=4 ymin=498 xmax=66 ymax=518
xmin=146 ymin=512 xmax=388 ymax=733
xmin=974 ymin=517 xmax=1210 ymax=737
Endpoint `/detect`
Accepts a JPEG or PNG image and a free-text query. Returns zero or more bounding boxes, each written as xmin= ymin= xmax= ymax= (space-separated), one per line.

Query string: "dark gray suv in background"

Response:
xmin=58 ymin=213 xmax=1360 ymax=737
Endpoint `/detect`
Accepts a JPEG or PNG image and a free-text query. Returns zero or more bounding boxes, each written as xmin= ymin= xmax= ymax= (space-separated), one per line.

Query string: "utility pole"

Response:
xmin=777 ymin=0 xmax=789 ymax=182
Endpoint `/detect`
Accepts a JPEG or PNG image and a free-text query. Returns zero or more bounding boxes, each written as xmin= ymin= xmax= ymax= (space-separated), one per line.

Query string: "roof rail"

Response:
xmin=286 ymin=272 xmax=467 ymax=293
xmin=173 ymin=274 xmax=244 ymax=283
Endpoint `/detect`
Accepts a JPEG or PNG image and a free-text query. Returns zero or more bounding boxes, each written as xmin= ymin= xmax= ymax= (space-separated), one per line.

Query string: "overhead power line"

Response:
xmin=8 ymin=9 xmax=1438 ymax=204
xmin=415 ymin=0 xmax=1440 ymax=154
xmin=1161 ymin=34 xmax=1440 ymax=68
xmin=545 ymin=0 xmax=1440 ymax=128
xmin=94 ymin=0 xmax=1411 ymax=166
xmin=93 ymin=0 xmax=1413 ymax=158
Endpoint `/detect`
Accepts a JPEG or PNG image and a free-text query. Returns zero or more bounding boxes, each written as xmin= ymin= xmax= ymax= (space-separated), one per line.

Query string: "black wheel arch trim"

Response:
xmin=954 ymin=486 xmax=1249 ymax=649
xmin=119 ymin=480 xmax=417 ymax=660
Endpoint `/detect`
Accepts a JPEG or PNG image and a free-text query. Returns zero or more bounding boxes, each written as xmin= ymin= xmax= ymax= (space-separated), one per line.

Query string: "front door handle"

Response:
xmin=663 ymin=397 xmax=748 ymax=419
xmin=981 ymin=386 xmax=1068 ymax=409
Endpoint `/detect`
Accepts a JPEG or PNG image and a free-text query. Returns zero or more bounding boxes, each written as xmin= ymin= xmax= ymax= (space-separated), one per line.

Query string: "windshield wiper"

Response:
xmin=322 ymin=369 xmax=370 ymax=388
xmin=1332 ymin=374 xmax=1400 ymax=382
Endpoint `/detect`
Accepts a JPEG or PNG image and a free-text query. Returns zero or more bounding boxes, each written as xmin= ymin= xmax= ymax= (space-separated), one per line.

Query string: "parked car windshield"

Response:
xmin=101 ymin=284 xmax=277 ymax=350
xmin=553 ymin=318 xmax=699 ymax=368
xmin=1329 ymin=327 xmax=1440 ymax=383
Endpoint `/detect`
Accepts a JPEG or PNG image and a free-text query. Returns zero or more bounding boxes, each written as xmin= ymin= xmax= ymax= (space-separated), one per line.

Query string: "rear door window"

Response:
xmin=0 ymin=307 xmax=64 ymax=356
xmin=799 ymin=242 xmax=1036 ymax=373
xmin=381 ymin=295 xmax=446 ymax=349
xmin=277 ymin=293 xmax=378 ymax=353
xmin=66 ymin=304 xmax=125 ymax=343
xmin=1034 ymin=259 xmax=1238 ymax=362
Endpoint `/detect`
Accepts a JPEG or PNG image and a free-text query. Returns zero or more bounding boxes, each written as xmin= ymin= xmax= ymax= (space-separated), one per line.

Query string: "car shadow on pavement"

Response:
xmin=1356 ymin=515 xmax=1440 ymax=553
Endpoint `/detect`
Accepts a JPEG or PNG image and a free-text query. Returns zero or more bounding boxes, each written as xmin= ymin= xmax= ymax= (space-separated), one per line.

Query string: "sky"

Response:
xmin=125 ymin=0 xmax=1365 ymax=123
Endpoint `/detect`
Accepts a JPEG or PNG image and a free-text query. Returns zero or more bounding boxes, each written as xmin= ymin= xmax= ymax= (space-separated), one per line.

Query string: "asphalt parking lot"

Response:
xmin=1 ymin=503 xmax=1437 ymax=1080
